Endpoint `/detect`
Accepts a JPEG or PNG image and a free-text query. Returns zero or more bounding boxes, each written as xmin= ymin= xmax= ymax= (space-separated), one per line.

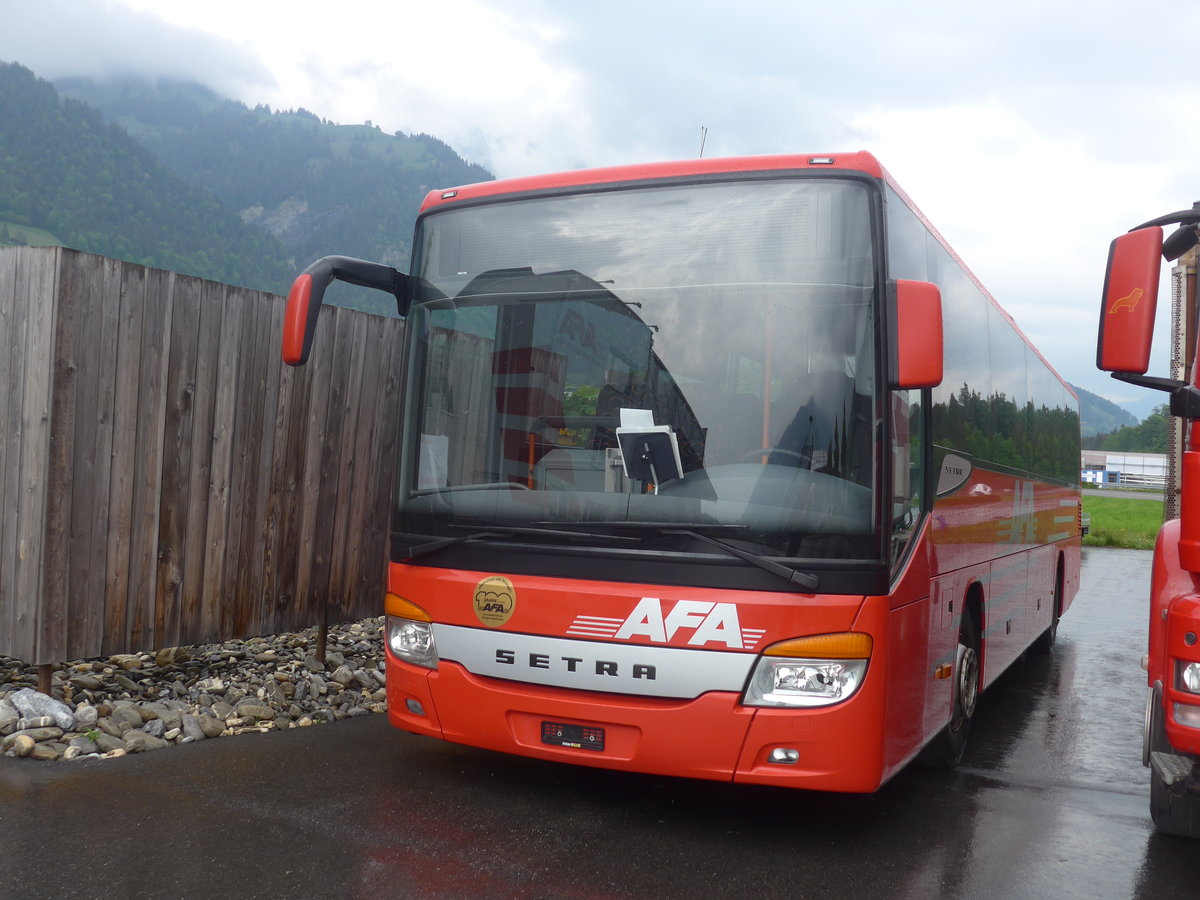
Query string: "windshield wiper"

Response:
xmin=663 ymin=528 xmax=820 ymax=590
xmin=559 ymin=521 xmax=749 ymax=533
xmin=400 ymin=523 xmax=817 ymax=589
xmin=398 ymin=525 xmax=640 ymax=563
xmin=564 ymin=522 xmax=820 ymax=590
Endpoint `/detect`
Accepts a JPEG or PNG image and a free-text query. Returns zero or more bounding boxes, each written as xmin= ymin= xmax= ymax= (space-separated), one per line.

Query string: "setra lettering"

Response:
xmin=492 ymin=648 xmax=657 ymax=680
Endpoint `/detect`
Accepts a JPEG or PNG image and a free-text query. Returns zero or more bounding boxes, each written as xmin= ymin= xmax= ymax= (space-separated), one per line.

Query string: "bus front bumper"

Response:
xmin=385 ymin=656 xmax=888 ymax=793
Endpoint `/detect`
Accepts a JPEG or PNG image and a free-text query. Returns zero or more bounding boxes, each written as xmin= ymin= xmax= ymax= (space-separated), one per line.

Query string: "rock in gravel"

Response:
xmin=29 ymin=741 xmax=61 ymax=760
xmin=234 ymin=699 xmax=274 ymax=721
xmin=10 ymin=688 xmax=75 ymax=731
xmin=109 ymin=705 xmax=145 ymax=733
xmin=123 ymin=731 xmax=168 ymax=753
xmin=74 ymin=703 xmax=99 ymax=728
xmin=3 ymin=727 xmax=64 ymax=750
xmin=8 ymin=734 xmax=35 ymax=757
xmin=93 ymin=733 xmax=127 ymax=754
xmin=197 ymin=714 xmax=226 ymax=739
xmin=180 ymin=714 xmax=208 ymax=742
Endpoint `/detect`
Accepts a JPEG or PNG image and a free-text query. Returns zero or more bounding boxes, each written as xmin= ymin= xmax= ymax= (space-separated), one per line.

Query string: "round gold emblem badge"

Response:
xmin=473 ymin=575 xmax=515 ymax=627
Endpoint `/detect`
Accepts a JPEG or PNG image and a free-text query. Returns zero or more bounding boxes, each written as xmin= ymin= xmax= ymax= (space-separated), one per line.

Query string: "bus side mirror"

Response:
xmin=1097 ymin=227 xmax=1163 ymax=375
xmin=282 ymin=256 xmax=410 ymax=366
xmin=283 ymin=269 xmax=322 ymax=366
xmin=890 ymin=279 xmax=943 ymax=389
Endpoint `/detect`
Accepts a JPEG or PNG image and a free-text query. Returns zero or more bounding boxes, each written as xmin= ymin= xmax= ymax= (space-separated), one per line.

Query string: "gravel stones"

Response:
xmin=0 ymin=617 xmax=387 ymax=762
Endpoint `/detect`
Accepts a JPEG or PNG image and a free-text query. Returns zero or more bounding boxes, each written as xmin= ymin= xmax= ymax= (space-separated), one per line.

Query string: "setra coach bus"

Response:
xmin=283 ymin=152 xmax=1082 ymax=792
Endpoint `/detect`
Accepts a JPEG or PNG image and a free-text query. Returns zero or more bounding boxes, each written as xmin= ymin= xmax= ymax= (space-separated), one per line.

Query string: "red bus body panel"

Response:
xmin=931 ymin=468 xmax=1081 ymax=688
xmin=1150 ymin=520 xmax=1200 ymax=756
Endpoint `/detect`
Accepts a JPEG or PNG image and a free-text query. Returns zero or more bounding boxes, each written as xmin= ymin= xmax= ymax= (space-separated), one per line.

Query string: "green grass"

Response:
xmin=1 ymin=221 xmax=63 ymax=247
xmin=1082 ymin=494 xmax=1164 ymax=550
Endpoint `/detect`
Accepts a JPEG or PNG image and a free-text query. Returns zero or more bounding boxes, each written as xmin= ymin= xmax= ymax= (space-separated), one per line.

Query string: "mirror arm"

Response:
xmin=308 ymin=255 xmax=410 ymax=310
xmin=323 ymin=255 xmax=408 ymax=296
xmin=1112 ymin=372 xmax=1187 ymax=393
xmin=1132 ymin=203 xmax=1200 ymax=231
xmin=283 ymin=255 xmax=410 ymax=367
xmin=1112 ymin=372 xmax=1200 ymax=419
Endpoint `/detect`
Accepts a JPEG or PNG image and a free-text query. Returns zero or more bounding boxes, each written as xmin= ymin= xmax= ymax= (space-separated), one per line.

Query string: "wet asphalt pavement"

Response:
xmin=3 ymin=548 xmax=1199 ymax=899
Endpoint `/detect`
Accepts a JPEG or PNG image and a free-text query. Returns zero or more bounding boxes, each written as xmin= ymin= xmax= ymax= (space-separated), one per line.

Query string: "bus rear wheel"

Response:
xmin=1033 ymin=560 xmax=1063 ymax=655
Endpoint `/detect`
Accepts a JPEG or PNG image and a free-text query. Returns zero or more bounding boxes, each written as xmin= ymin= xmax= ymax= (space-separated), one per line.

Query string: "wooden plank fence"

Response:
xmin=0 ymin=246 xmax=404 ymax=665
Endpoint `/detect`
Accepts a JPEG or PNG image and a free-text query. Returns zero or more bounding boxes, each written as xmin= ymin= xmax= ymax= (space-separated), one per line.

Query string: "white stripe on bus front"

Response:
xmin=434 ymin=624 xmax=755 ymax=699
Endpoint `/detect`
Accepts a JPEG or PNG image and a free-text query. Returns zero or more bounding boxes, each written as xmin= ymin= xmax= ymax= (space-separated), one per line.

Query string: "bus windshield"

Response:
xmin=400 ymin=177 xmax=880 ymax=560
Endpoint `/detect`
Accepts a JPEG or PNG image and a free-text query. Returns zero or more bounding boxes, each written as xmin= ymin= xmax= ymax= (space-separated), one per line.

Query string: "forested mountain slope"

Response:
xmin=0 ymin=62 xmax=293 ymax=292
xmin=1071 ymin=382 xmax=1139 ymax=438
xmin=55 ymin=75 xmax=494 ymax=311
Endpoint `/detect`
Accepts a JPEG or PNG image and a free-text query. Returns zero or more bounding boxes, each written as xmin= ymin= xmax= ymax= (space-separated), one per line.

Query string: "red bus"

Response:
xmin=284 ymin=152 xmax=1082 ymax=792
xmin=1098 ymin=208 xmax=1200 ymax=836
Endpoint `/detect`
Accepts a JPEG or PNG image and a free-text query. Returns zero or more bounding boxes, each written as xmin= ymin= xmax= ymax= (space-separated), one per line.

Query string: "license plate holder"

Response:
xmin=541 ymin=720 xmax=605 ymax=752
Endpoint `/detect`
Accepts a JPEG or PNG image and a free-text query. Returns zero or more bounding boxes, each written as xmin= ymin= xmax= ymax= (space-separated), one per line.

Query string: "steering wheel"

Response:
xmin=740 ymin=447 xmax=811 ymax=466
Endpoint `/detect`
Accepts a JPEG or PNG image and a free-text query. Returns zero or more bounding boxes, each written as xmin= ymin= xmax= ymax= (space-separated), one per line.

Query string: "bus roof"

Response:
xmin=418 ymin=152 xmax=886 ymax=213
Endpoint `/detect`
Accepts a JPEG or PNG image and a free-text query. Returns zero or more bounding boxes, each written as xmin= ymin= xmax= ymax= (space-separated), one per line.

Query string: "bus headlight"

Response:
xmin=1178 ymin=660 xmax=1200 ymax=694
xmin=386 ymin=594 xmax=438 ymax=669
xmin=744 ymin=633 xmax=872 ymax=708
xmin=387 ymin=617 xmax=437 ymax=668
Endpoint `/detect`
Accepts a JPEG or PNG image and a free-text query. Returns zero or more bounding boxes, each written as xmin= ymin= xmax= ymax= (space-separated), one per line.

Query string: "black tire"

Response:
xmin=1145 ymin=684 xmax=1170 ymax=765
xmin=1032 ymin=561 xmax=1063 ymax=655
xmin=1148 ymin=689 xmax=1200 ymax=838
xmin=919 ymin=611 xmax=980 ymax=769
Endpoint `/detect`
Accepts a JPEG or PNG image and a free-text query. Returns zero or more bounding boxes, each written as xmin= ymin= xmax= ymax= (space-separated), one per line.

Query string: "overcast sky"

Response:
xmin=5 ymin=0 xmax=1200 ymax=416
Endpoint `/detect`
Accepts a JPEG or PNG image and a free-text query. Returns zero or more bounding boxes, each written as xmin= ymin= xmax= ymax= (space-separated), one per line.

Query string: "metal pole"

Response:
xmin=1167 ymin=249 xmax=1197 ymax=521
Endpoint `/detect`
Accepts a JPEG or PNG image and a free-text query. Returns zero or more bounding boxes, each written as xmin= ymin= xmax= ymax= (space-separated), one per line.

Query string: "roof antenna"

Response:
xmin=699 ymin=126 xmax=707 ymax=158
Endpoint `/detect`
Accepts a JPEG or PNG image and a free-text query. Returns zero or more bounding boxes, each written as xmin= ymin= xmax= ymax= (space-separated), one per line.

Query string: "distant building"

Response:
xmin=1081 ymin=450 xmax=1167 ymax=488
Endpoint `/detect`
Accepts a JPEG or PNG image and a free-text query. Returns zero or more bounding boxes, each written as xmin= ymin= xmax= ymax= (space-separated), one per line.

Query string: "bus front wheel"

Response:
xmin=919 ymin=612 xmax=980 ymax=769
xmin=1148 ymin=687 xmax=1200 ymax=838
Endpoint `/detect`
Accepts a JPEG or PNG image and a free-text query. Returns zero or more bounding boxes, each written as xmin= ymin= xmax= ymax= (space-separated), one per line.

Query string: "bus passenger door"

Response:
xmin=925 ymin=574 xmax=961 ymax=739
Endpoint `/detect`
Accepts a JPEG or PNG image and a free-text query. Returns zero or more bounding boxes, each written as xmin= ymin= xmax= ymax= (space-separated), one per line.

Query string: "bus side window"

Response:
xmin=891 ymin=389 xmax=923 ymax=569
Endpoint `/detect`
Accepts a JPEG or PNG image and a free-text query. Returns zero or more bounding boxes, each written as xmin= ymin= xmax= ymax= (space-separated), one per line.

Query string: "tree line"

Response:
xmin=1081 ymin=404 xmax=1169 ymax=453
xmin=933 ymin=384 xmax=1082 ymax=484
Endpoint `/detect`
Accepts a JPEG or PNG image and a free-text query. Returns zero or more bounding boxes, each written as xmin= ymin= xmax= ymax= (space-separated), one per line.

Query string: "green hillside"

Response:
xmin=54 ymin=75 xmax=494 ymax=312
xmin=0 ymin=62 xmax=293 ymax=292
xmin=1070 ymin=382 xmax=1140 ymax=438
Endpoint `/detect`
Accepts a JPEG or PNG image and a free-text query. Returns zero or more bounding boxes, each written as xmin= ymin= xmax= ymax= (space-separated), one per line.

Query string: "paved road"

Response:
xmin=1084 ymin=488 xmax=1163 ymax=501
xmin=2 ymin=548 xmax=1198 ymax=899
